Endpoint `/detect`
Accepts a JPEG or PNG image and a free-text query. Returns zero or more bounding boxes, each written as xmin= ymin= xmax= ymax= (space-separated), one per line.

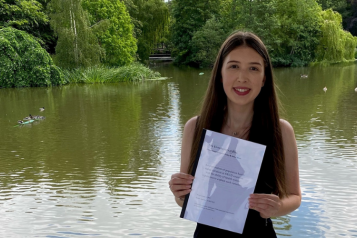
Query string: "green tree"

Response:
xmin=123 ymin=0 xmax=169 ymax=62
xmin=315 ymin=9 xmax=357 ymax=63
xmin=269 ymin=0 xmax=323 ymax=66
xmin=229 ymin=0 xmax=281 ymax=62
xmin=170 ymin=0 xmax=220 ymax=64
xmin=0 ymin=27 xmax=64 ymax=88
xmin=316 ymin=0 xmax=347 ymax=10
xmin=192 ymin=0 xmax=322 ymax=67
xmin=189 ymin=17 xmax=228 ymax=67
xmin=317 ymin=0 xmax=357 ymax=36
xmin=82 ymin=0 xmax=137 ymax=66
xmin=48 ymin=0 xmax=103 ymax=69
xmin=0 ymin=0 xmax=56 ymax=52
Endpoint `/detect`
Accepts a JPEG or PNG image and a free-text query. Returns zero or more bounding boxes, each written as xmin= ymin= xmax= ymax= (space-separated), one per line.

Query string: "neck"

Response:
xmin=224 ymin=101 xmax=254 ymax=131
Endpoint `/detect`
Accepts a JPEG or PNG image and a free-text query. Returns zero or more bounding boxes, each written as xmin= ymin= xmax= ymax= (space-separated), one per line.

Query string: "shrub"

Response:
xmin=0 ymin=27 xmax=64 ymax=88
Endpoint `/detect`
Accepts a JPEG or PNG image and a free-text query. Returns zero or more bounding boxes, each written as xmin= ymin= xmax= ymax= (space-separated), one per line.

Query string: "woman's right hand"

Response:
xmin=169 ymin=172 xmax=194 ymax=200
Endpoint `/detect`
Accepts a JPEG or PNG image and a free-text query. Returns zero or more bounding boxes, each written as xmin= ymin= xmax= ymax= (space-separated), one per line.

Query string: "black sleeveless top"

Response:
xmin=193 ymin=118 xmax=277 ymax=238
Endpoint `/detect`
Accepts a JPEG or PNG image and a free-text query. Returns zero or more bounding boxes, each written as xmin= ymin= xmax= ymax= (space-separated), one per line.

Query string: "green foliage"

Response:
xmin=343 ymin=31 xmax=357 ymax=60
xmin=228 ymin=0 xmax=281 ymax=63
xmin=316 ymin=0 xmax=347 ymax=10
xmin=0 ymin=0 xmax=56 ymax=52
xmin=189 ymin=17 xmax=228 ymax=67
xmin=227 ymin=0 xmax=322 ymax=67
xmin=82 ymin=0 xmax=137 ymax=66
xmin=48 ymin=0 xmax=104 ymax=69
xmin=179 ymin=0 xmax=324 ymax=67
xmin=170 ymin=0 xmax=221 ymax=64
xmin=63 ymin=63 xmax=162 ymax=83
xmin=0 ymin=27 xmax=64 ymax=88
xmin=123 ymin=0 xmax=169 ymax=62
xmin=315 ymin=9 xmax=357 ymax=63
xmin=269 ymin=0 xmax=323 ymax=67
xmin=312 ymin=1 xmax=357 ymax=36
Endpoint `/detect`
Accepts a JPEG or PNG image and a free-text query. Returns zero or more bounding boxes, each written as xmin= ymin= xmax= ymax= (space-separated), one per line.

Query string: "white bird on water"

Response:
xmin=323 ymin=87 xmax=327 ymax=92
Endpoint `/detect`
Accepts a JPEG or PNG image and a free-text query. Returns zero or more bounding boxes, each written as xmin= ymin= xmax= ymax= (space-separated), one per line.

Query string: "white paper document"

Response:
xmin=180 ymin=129 xmax=266 ymax=234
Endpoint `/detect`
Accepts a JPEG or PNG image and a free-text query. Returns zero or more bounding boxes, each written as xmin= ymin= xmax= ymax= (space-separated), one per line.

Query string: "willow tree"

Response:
xmin=316 ymin=9 xmax=357 ymax=63
xmin=123 ymin=0 xmax=169 ymax=62
xmin=48 ymin=0 xmax=104 ymax=69
xmin=82 ymin=0 xmax=137 ymax=66
xmin=316 ymin=0 xmax=348 ymax=10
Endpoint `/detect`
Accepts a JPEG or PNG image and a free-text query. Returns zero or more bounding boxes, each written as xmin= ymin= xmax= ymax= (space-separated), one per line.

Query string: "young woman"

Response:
xmin=168 ymin=31 xmax=301 ymax=237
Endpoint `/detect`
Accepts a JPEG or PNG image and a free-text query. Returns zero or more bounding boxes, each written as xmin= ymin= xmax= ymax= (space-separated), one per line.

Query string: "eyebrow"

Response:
xmin=227 ymin=60 xmax=262 ymax=66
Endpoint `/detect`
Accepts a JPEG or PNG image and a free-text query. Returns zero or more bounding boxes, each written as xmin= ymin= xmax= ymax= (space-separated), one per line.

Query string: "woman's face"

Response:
xmin=221 ymin=46 xmax=266 ymax=109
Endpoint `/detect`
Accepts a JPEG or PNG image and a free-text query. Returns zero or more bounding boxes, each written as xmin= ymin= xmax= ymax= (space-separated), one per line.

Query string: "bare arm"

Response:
xmin=170 ymin=116 xmax=197 ymax=207
xmin=275 ymin=119 xmax=301 ymax=216
xmin=249 ymin=119 xmax=301 ymax=217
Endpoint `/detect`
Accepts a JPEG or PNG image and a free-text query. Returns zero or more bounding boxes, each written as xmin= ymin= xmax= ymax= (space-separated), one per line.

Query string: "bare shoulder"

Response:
xmin=182 ymin=116 xmax=199 ymax=145
xmin=184 ymin=116 xmax=199 ymax=131
xmin=279 ymin=119 xmax=296 ymax=140
xmin=279 ymin=120 xmax=300 ymax=198
xmin=180 ymin=116 xmax=199 ymax=173
xmin=279 ymin=119 xmax=294 ymax=133
xmin=279 ymin=119 xmax=298 ymax=161
xmin=279 ymin=119 xmax=297 ymax=153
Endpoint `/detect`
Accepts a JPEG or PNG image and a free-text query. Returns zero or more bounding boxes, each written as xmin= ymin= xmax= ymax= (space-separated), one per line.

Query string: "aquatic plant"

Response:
xmin=63 ymin=63 xmax=162 ymax=83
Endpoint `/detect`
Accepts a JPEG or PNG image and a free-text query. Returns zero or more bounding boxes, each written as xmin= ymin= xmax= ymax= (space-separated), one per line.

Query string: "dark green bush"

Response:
xmin=0 ymin=27 xmax=64 ymax=88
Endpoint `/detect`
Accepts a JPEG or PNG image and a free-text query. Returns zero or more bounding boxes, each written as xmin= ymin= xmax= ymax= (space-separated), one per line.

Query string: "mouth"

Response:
xmin=233 ymin=87 xmax=250 ymax=96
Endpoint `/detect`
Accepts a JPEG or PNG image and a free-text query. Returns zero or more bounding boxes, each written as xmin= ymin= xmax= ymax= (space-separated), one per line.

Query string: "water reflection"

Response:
xmin=0 ymin=62 xmax=356 ymax=237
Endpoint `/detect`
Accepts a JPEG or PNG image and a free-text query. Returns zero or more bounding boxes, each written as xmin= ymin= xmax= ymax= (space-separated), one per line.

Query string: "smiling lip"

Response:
xmin=233 ymin=87 xmax=250 ymax=96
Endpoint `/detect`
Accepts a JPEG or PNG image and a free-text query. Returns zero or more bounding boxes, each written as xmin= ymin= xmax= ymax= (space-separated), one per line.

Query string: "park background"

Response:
xmin=1 ymin=0 xmax=357 ymax=237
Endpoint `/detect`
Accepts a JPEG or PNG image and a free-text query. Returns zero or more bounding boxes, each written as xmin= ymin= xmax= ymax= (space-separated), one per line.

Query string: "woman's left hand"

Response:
xmin=248 ymin=194 xmax=281 ymax=218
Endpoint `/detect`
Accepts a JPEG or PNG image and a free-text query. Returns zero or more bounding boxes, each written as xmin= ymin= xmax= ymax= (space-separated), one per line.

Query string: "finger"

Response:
xmin=249 ymin=202 xmax=271 ymax=211
xmin=249 ymin=202 xmax=278 ymax=218
xmin=249 ymin=205 xmax=271 ymax=219
xmin=173 ymin=189 xmax=191 ymax=198
xmin=249 ymin=198 xmax=279 ymax=208
xmin=170 ymin=184 xmax=192 ymax=191
xmin=250 ymin=193 xmax=279 ymax=200
xmin=169 ymin=177 xmax=192 ymax=186
xmin=171 ymin=172 xmax=194 ymax=180
xmin=259 ymin=212 xmax=270 ymax=219
xmin=170 ymin=177 xmax=194 ymax=185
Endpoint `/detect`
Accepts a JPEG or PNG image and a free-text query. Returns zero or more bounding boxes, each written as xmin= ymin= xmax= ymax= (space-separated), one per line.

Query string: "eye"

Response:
xmin=230 ymin=64 xmax=239 ymax=69
xmin=250 ymin=67 xmax=259 ymax=71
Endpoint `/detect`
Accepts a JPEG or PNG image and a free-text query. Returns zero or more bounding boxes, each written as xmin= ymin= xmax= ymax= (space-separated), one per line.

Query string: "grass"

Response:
xmin=63 ymin=63 xmax=164 ymax=84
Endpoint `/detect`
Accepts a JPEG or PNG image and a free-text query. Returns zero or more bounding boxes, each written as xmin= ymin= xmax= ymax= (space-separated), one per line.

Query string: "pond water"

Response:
xmin=0 ymin=62 xmax=357 ymax=237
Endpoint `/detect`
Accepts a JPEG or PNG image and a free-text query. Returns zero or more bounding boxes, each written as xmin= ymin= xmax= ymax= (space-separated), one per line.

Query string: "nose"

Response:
xmin=237 ymin=69 xmax=248 ymax=82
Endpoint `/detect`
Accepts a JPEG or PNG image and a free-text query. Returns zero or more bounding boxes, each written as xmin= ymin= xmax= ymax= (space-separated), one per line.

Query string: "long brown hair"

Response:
xmin=188 ymin=31 xmax=287 ymax=198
